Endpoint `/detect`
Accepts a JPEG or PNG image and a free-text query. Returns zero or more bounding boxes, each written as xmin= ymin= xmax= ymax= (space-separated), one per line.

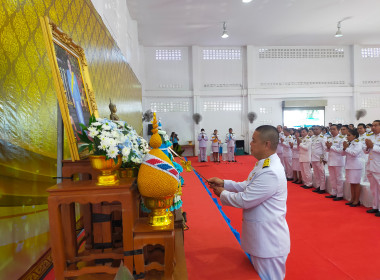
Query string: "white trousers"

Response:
xmin=283 ymin=157 xmax=293 ymax=178
xmin=251 ymin=255 xmax=287 ymax=280
xmin=227 ymin=146 xmax=235 ymax=161
xmin=312 ymin=161 xmax=325 ymax=190
xmin=367 ymin=171 xmax=380 ymax=210
xmin=300 ymin=162 xmax=312 ymax=187
xmin=328 ymin=166 xmax=344 ymax=197
xmin=277 ymin=153 xmax=284 ymax=167
xmin=199 ymin=147 xmax=207 ymax=161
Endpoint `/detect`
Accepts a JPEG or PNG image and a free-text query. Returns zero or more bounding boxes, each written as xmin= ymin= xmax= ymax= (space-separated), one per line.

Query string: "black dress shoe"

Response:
xmin=304 ymin=186 xmax=312 ymax=189
xmin=287 ymin=178 xmax=294 ymax=181
xmin=300 ymin=185 xmax=308 ymax=188
xmin=350 ymin=202 xmax=360 ymax=207
xmin=333 ymin=196 xmax=343 ymax=201
xmin=312 ymin=187 xmax=320 ymax=192
xmin=326 ymin=195 xmax=336 ymax=199
xmin=375 ymin=212 xmax=380 ymax=217
xmin=318 ymin=190 xmax=326 ymax=194
xmin=367 ymin=209 xmax=379 ymax=214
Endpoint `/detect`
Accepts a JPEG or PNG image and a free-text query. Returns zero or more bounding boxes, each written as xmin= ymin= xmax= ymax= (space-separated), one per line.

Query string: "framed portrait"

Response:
xmin=40 ymin=17 xmax=99 ymax=161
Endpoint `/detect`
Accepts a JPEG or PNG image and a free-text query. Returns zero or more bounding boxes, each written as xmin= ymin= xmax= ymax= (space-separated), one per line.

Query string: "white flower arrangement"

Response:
xmin=78 ymin=115 xmax=149 ymax=167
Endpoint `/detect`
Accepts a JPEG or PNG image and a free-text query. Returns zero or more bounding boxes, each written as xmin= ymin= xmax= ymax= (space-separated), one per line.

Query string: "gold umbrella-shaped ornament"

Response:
xmin=137 ymin=114 xmax=179 ymax=226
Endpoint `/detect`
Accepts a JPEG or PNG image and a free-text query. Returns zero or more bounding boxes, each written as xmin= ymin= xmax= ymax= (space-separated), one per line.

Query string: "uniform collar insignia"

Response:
xmin=262 ymin=158 xmax=270 ymax=168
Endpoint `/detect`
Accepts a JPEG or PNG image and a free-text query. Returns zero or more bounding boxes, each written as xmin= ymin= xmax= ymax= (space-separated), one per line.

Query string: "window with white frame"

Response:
xmin=155 ymin=49 xmax=182 ymax=60
xmin=202 ymin=49 xmax=241 ymax=60
xmin=361 ymin=48 xmax=380 ymax=58
xmin=150 ymin=101 xmax=189 ymax=112
xmin=202 ymin=101 xmax=241 ymax=111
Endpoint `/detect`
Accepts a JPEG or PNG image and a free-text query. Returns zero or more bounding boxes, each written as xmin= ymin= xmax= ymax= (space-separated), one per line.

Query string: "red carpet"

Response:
xmin=181 ymin=158 xmax=259 ymax=280
xmin=184 ymin=155 xmax=380 ymax=280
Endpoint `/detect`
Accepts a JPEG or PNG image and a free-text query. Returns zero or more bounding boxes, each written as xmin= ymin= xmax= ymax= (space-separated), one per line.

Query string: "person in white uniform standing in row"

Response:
xmin=343 ymin=129 xmax=363 ymax=207
xmin=211 ymin=129 xmax=221 ymax=162
xmin=280 ymin=128 xmax=293 ymax=180
xmin=198 ymin=128 xmax=208 ymax=162
xmin=225 ymin=128 xmax=236 ymax=162
xmin=298 ymin=127 xmax=313 ymax=188
xmin=357 ymin=123 xmax=369 ymax=183
xmin=276 ymin=125 xmax=285 ymax=166
xmin=325 ymin=124 xmax=346 ymax=201
xmin=208 ymin=125 xmax=290 ymax=280
xmin=363 ymin=120 xmax=380 ymax=216
xmin=290 ymin=129 xmax=302 ymax=184
xmin=310 ymin=126 xmax=327 ymax=194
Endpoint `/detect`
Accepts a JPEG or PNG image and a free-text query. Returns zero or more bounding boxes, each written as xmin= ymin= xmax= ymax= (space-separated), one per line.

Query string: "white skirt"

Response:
xmin=292 ymin=158 xmax=300 ymax=171
xmin=211 ymin=145 xmax=219 ymax=153
xmin=346 ymin=169 xmax=362 ymax=184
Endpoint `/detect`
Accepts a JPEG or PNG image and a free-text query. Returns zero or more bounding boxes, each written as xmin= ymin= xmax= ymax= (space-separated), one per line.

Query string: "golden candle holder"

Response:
xmin=143 ymin=196 xmax=174 ymax=226
xmin=119 ymin=167 xmax=139 ymax=178
xmin=89 ymin=155 xmax=122 ymax=185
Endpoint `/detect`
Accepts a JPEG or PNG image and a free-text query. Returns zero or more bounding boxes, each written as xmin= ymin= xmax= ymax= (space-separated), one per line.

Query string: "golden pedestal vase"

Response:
xmin=89 ymin=155 xmax=122 ymax=185
xmin=143 ymin=196 xmax=174 ymax=226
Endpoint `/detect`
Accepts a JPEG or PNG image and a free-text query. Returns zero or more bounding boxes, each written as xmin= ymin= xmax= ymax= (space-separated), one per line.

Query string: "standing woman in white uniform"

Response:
xmin=343 ymin=129 xmax=363 ymax=207
xmin=290 ymin=129 xmax=302 ymax=184
xmin=208 ymin=125 xmax=290 ymax=280
xmin=211 ymin=129 xmax=221 ymax=162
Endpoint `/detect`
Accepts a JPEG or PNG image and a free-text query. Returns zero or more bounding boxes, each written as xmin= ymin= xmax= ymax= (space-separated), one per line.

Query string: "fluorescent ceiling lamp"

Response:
xmin=242 ymin=0 xmax=253 ymax=3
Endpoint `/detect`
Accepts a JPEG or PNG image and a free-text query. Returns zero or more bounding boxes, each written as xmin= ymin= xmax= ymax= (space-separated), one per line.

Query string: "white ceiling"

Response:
xmin=126 ymin=0 xmax=380 ymax=47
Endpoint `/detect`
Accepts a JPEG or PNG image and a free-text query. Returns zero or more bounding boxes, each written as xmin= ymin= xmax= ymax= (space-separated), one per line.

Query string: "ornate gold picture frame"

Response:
xmin=40 ymin=17 xmax=99 ymax=161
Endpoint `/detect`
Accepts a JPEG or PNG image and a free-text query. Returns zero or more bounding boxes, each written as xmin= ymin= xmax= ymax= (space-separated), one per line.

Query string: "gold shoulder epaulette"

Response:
xmin=262 ymin=158 xmax=270 ymax=168
xmin=355 ymin=139 xmax=359 ymax=142
xmin=339 ymin=135 xmax=344 ymax=138
xmin=320 ymin=135 xmax=324 ymax=138
xmin=367 ymin=132 xmax=373 ymax=136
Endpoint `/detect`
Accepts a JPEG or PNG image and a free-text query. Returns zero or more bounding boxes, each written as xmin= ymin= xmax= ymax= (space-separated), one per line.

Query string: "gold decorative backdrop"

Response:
xmin=0 ymin=0 xmax=142 ymax=278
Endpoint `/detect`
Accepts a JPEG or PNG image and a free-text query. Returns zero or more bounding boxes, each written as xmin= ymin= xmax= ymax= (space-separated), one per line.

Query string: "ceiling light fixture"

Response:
xmin=335 ymin=21 xmax=343 ymax=38
xmin=242 ymin=0 xmax=253 ymax=3
xmin=221 ymin=22 xmax=229 ymax=39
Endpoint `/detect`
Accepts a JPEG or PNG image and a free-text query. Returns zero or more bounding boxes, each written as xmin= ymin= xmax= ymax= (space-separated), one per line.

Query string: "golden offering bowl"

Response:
xmin=89 ymin=155 xmax=122 ymax=185
xmin=143 ymin=196 xmax=174 ymax=226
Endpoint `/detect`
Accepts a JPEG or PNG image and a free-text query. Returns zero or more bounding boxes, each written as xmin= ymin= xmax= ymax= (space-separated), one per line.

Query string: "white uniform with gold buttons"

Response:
xmin=221 ymin=153 xmax=290 ymax=280
xmin=311 ymin=133 xmax=327 ymax=190
xmin=358 ymin=133 xmax=368 ymax=183
xmin=326 ymin=135 xmax=345 ymax=197
xmin=276 ymin=132 xmax=285 ymax=166
xmin=363 ymin=133 xmax=380 ymax=210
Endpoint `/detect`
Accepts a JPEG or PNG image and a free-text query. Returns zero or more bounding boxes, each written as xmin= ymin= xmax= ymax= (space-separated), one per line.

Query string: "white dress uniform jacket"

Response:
xmin=326 ymin=135 xmax=345 ymax=166
xmin=298 ymin=136 xmax=311 ymax=162
xmin=280 ymin=135 xmax=293 ymax=158
xmin=364 ymin=133 xmax=380 ymax=173
xmin=220 ymin=153 xmax=290 ymax=258
xmin=311 ymin=134 xmax=326 ymax=161
xmin=343 ymin=140 xmax=363 ymax=169
xmin=197 ymin=132 xmax=208 ymax=147
xmin=225 ymin=133 xmax=236 ymax=147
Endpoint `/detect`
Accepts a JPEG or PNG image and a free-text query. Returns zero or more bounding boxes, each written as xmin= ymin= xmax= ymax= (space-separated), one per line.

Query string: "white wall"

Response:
xmin=142 ymin=45 xmax=380 ymax=154
xmin=91 ymin=0 xmax=142 ymax=81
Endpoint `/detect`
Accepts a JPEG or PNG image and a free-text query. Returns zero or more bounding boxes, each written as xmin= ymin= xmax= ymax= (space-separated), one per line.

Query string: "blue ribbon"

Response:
xmin=191 ymin=166 xmax=250 ymax=260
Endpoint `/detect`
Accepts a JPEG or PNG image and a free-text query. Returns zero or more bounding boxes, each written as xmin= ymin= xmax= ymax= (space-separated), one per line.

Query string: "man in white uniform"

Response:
xmin=225 ymin=128 xmax=237 ymax=162
xmin=198 ymin=128 xmax=208 ymax=162
xmin=325 ymin=124 xmax=346 ymax=200
xmin=310 ymin=126 xmax=327 ymax=194
xmin=363 ymin=120 xmax=380 ymax=216
xmin=298 ymin=128 xmax=312 ymax=188
xmin=276 ymin=125 xmax=285 ymax=166
xmin=357 ymin=123 xmax=368 ymax=183
xmin=280 ymin=128 xmax=293 ymax=180
xmin=208 ymin=125 xmax=290 ymax=280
